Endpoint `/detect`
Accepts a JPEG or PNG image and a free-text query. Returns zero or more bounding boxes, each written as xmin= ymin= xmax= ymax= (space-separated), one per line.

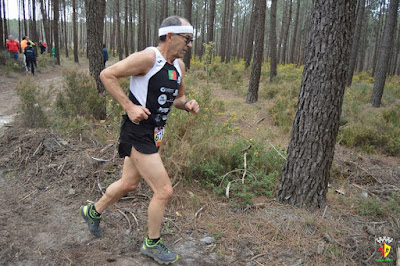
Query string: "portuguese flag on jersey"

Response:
xmin=168 ymin=70 xmax=177 ymax=80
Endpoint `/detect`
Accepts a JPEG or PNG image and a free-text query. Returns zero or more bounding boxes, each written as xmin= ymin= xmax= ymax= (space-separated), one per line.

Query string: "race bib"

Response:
xmin=154 ymin=127 xmax=165 ymax=147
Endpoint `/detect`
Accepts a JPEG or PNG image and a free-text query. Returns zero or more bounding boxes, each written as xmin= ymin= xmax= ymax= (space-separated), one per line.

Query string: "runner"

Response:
xmin=80 ymin=15 xmax=199 ymax=265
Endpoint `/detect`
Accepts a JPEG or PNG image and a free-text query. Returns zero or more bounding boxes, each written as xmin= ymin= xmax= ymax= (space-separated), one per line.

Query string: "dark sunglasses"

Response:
xmin=175 ymin=34 xmax=193 ymax=45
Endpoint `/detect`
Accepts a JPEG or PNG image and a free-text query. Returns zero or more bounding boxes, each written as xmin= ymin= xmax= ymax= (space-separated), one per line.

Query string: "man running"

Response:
xmin=80 ymin=16 xmax=199 ymax=265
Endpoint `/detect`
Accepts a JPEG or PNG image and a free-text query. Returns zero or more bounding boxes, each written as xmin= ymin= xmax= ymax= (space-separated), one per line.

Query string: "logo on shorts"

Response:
xmin=168 ymin=70 xmax=177 ymax=80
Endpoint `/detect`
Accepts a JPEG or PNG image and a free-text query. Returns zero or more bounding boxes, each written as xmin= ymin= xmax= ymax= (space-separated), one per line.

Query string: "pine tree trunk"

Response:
xmin=3 ymin=0 xmax=8 ymax=40
xmin=207 ymin=0 xmax=216 ymax=43
xmin=289 ymin=0 xmax=300 ymax=63
xmin=183 ymin=0 xmax=192 ymax=69
xmin=276 ymin=0 xmax=356 ymax=209
xmin=73 ymin=0 xmax=79 ymax=63
xmin=346 ymin=0 xmax=365 ymax=87
xmin=124 ymin=0 xmax=129 ymax=58
xmin=246 ymin=0 xmax=266 ymax=103
xmin=371 ymin=0 xmax=399 ymax=107
xmin=53 ymin=0 xmax=60 ymax=65
xmin=129 ymin=0 xmax=135 ymax=53
xmin=281 ymin=0 xmax=292 ymax=64
xmin=278 ymin=0 xmax=288 ymax=64
xmin=63 ymin=0 xmax=68 ymax=57
xmin=0 ymin=0 xmax=3 ymax=50
xmin=85 ymin=0 xmax=106 ymax=120
xmin=269 ymin=0 xmax=278 ymax=81
xmin=371 ymin=0 xmax=385 ymax=77
xmin=244 ymin=0 xmax=256 ymax=69
xmin=357 ymin=2 xmax=369 ymax=73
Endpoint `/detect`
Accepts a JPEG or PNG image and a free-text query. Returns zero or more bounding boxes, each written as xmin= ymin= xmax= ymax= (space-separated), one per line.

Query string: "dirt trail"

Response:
xmin=0 ymin=64 xmax=399 ymax=266
xmin=0 ymin=67 xmax=221 ymax=265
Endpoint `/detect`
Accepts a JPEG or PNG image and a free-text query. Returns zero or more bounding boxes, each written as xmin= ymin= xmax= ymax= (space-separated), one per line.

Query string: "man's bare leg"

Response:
xmin=129 ymin=148 xmax=173 ymax=239
xmin=94 ymin=155 xmax=141 ymax=214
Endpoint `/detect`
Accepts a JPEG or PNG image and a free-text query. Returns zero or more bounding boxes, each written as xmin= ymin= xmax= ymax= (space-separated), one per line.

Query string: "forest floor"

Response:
xmin=0 ymin=58 xmax=399 ymax=266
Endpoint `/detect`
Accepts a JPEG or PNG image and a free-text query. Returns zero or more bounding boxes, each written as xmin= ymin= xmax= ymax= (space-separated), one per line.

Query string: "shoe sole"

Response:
xmin=140 ymin=248 xmax=179 ymax=265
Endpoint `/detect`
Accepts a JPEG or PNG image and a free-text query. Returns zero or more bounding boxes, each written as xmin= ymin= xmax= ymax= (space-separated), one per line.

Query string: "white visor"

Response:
xmin=158 ymin=25 xmax=194 ymax=37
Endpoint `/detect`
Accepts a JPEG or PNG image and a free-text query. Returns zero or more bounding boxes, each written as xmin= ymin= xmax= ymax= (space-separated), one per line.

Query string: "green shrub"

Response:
xmin=16 ymin=77 xmax=48 ymax=128
xmin=56 ymin=70 xmax=104 ymax=119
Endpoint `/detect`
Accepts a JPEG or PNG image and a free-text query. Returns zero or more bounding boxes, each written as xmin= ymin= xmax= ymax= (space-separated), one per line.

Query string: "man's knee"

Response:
xmin=120 ymin=179 xmax=139 ymax=193
xmin=154 ymin=185 xmax=173 ymax=201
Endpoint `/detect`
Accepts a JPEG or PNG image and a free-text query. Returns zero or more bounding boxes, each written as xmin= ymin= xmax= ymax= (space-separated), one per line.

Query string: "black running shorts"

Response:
xmin=118 ymin=114 xmax=159 ymax=156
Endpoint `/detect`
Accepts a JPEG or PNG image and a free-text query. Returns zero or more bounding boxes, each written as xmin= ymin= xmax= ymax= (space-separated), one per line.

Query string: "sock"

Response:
xmin=89 ymin=204 xmax=101 ymax=218
xmin=147 ymin=237 xmax=160 ymax=245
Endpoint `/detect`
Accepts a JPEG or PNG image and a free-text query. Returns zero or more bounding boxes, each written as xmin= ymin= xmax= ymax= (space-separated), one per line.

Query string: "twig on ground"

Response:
xmin=266 ymin=139 xmax=286 ymax=160
xmin=322 ymin=206 xmax=328 ymax=218
xmin=96 ymin=177 xmax=104 ymax=195
xmin=256 ymin=117 xmax=266 ymax=125
xmin=32 ymin=142 xmax=43 ymax=157
xmin=129 ymin=212 xmax=139 ymax=230
xmin=349 ymin=161 xmax=382 ymax=184
xmin=242 ymin=152 xmax=247 ymax=184
xmin=251 ymin=253 xmax=267 ymax=261
xmin=117 ymin=209 xmax=131 ymax=232
xmin=194 ymin=205 xmax=206 ymax=220
xmin=173 ymin=237 xmax=182 ymax=245
xmin=100 ymin=143 xmax=114 ymax=154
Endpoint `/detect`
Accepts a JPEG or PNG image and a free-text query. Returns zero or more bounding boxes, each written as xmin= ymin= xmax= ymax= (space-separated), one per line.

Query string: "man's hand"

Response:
xmin=184 ymin=99 xmax=200 ymax=114
xmin=126 ymin=105 xmax=151 ymax=124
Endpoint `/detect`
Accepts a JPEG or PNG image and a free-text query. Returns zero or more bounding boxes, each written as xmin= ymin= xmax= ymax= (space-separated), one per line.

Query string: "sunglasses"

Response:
xmin=175 ymin=34 xmax=193 ymax=45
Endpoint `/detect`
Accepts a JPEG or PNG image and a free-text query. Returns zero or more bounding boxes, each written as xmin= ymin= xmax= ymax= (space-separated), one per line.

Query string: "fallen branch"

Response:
xmin=96 ymin=177 xmax=105 ymax=195
xmin=117 ymin=209 xmax=131 ymax=232
xmin=129 ymin=212 xmax=139 ymax=230
xmin=194 ymin=205 xmax=206 ymax=219
xmin=266 ymin=139 xmax=286 ymax=160
xmin=242 ymin=152 xmax=247 ymax=184
xmin=348 ymin=161 xmax=382 ymax=184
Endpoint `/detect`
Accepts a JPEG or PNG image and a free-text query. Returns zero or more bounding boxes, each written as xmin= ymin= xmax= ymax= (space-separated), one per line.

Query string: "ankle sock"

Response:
xmin=147 ymin=237 xmax=160 ymax=245
xmin=89 ymin=204 xmax=101 ymax=218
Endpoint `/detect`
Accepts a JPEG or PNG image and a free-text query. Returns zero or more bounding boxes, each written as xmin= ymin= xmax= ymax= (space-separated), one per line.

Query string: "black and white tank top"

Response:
xmin=128 ymin=47 xmax=182 ymax=128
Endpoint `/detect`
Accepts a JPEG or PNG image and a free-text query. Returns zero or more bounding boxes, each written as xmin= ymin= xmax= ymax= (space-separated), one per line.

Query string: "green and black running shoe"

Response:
xmin=80 ymin=203 xmax=103 ymax=238
xmin=141 ymin=238 xmax=179 ymax=265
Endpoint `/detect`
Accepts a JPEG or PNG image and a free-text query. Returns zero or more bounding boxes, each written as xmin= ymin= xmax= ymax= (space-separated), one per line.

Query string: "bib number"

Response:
xmin=154 ymin=127 xmax=165 ymax=147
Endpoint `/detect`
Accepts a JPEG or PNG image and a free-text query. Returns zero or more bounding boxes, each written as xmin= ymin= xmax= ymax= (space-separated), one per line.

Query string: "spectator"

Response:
xmin=39 ymin=41 xmax=47 ymax=54
xmin=6 ymin=35 xmax=20 ymax=60
xmin=103 ymin=44 xmax=109 ymax=67
xmin=24 ymin=41 xmax=36 ymax=76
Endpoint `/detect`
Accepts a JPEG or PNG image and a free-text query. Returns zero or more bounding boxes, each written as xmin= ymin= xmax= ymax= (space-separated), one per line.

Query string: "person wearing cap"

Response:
xmin=6 ymin=35 xmax=20 ymax=60
xmin=80 ymin=15 xmax=199 ymax=265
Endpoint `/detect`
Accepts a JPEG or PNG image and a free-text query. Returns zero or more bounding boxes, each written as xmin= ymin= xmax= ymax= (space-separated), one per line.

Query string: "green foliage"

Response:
xmin=357 ymin=193 xmax=400 ymax=218
xmin=16 ymin=77 xmax=48 ymax=128
xmin=56 ymin=70 xmax=104 ymax=119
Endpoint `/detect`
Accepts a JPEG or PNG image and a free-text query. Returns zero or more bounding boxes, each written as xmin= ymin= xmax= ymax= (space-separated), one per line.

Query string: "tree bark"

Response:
xmin=276 ymin=0 xmax=357 ymax=209
xmin=53 ymin=0 xmax=60 ymax=64
xmin=73 ymin=0 xmax=79 ymax=63
xmin=289 ymin=0 xmax=300 ymax=63
xmin=246 ymin=0 xmax=266 ymax=103
xmin=0 ymin=0 xmax=3 ymax=50
xmin=244 ymin=0 xmax=256 ymax=69
xmin=371 ymin=0 xmax=385 ymax=77
xmin=280 ymin=0 xmax=292 ymax=64
xmin=269 ymin=0 xmax=278 ymax=81
xmin=116 ymin=0 xmax=123 ymax=60
xmin=85 ymin=0 xmax=106 ymax=119
xmin=371 ymin=0 xmax=399 ymax=107
xmin=124 ymin=0 xmax=129 ymax=57
xmin=346 ymin=0 xmax=365 ymax=87
xmin=2 ymin=0 xmax=8 ymax=41
xmin=63 ymin=0 xmax=68 ymax=57
xmin=207 ymin=0 xmax=216 ymax=43
xmin=183 ymin=0 xmax=192 ymax=69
